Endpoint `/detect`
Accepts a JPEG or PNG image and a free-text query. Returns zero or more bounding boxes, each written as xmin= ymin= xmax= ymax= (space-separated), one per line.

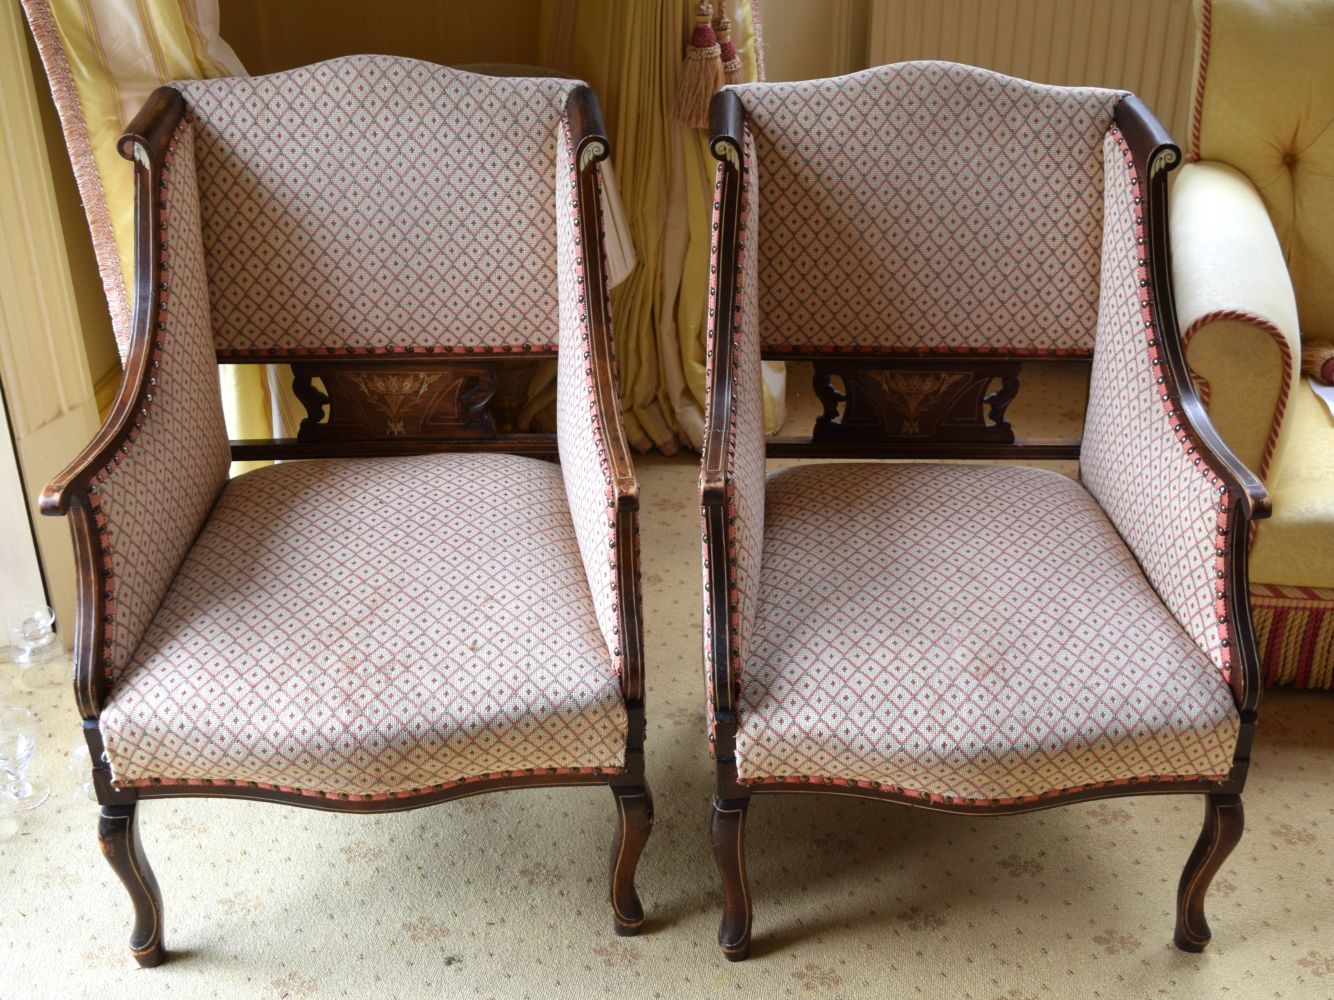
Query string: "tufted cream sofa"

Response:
xmin=1171 ymin=0 xmax=1334 ymax=687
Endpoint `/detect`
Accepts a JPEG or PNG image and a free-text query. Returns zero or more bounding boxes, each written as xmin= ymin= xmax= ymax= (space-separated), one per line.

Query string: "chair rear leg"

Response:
xmin=98 ymin=802 xmax=165 ymax=967
xmin=1175 ymin=792 xmax=1243 ymax=952
xmin=710 ymin=794 xmax=752 ymax=961
xmin=609 ymin=780 xmax=654 ymax=936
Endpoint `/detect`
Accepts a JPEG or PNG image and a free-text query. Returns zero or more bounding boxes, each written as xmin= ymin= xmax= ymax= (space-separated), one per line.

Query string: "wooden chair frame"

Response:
xmin=41 ymin=82 xmax=652 ymax=967
xmin=701 ymin=88 xmax=1269 ymax=961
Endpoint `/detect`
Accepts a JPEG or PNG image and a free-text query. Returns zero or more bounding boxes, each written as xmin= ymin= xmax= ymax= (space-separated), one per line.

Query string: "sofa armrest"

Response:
xmin=40 ymin=89 xmax=232 ymax=717
xmin=1171 ymin=160 xmax=1302 ymax=478
xmin=556 ymin=91 xmax=644 ymax=709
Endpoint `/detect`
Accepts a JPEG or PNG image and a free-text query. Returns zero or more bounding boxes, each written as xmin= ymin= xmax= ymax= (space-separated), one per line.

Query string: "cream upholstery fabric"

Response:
xmin=175 ymin=56 xmax=580 ymax=356
xmin=1172 ymin=0 xmax=1334 ymax=669
xmin=1189 ymin=0 xmax=1334 ymax=342
xmin=727 ymin=62 xmax=1123 ymax=355
xmin=1172 ymin=161 xmax=1301 ymax=478
xmin=94 ymin=117 xmax=232 ymax=680
xmin=1250 ymin=384 xmax=1334 ymax=589
xmin=1082 ymin=129 xmax=1236 ymax=679
xmin=99 ymin=453 xmax=627 ymax=799
xmin=737 ymin=463 xmax=1238 ymax=804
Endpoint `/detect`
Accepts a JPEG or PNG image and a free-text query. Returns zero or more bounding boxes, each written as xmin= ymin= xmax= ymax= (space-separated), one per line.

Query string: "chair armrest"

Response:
xmin=557 ymin=89 xmax=644 ymax=709
xmin=39 ymin=88 xmax=231 ymax=718
xmin=1084 ymin=100 xmax=1269 ymax=730
xmin=700 ymin=92 xmax=766 ymax=737
xmin=1171 ymin=160 xmax=1302 ymax=477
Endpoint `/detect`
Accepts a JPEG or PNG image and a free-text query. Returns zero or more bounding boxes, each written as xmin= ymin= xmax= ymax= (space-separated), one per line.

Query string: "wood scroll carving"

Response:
xmin=292 ymin=361 xmax=498 ymax=443
xmin=811 ymin=359 xmax=1021 ymax=445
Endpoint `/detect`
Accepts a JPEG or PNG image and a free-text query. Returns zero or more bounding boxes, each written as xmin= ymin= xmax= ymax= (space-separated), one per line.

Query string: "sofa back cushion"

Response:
xmin=1189 ymin=0 xmax=1334 ymax=342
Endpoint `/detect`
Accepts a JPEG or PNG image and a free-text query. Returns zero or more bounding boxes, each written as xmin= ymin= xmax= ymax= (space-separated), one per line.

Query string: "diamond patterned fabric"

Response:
xmin=1081 ymin=129 xmax=1233 ymax=678
xmin=174 ymin=56 xmax=580 ymax=356
xmin=555 ymin=124 xmax=626 ymax=670
xmin=93 ymin=118 xmax=232 ymax=680
xmin=99 ymin=453 xmax=627 ymax=798
xmin=702 ymin=136 xmax=766 ymax=725
xmin=736 ymin=462 xmax=1239 ymax=804
xmin=729 ymin=62 xmax=1123 ymax=355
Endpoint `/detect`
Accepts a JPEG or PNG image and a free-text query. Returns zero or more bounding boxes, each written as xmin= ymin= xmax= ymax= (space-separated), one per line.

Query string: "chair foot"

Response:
xmin=710 ymin=795 xmax=752 ymax=961
xmin=1174 ymin=792 xmax=1243 ymax=953
xmin=98 ymin=802 xmax=165 ymax=967
xmin=609 ymin=783 xmax=653 ymax=936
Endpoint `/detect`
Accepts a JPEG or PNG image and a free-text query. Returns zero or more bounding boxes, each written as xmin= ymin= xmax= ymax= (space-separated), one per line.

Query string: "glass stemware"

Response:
xmin=0 ymin=706 xmax=49 ymax=814
xmin=67 ymin=738 xmax=97 ymax=802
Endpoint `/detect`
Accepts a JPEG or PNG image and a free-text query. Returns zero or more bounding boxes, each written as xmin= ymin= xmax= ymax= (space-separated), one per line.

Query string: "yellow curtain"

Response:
xmin=538 ymin=0 xmax=783 ymax=453
xmin=22 ymin=0 xmax=281 ymax=473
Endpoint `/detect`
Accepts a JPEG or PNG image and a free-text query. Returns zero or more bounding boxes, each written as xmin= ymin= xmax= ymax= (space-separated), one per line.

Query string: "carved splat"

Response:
xmin=292 ymin=361 xmax=498 ymax=443
xmin=811 ymin=359 xmax=1022 ymax=445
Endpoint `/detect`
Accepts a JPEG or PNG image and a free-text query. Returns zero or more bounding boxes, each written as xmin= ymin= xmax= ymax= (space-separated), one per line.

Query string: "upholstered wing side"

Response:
xmin=556 ymin=121 xmax=636 ymax=689
xmin=701 ymin=130 xmax=766 ymax=730
xmin=1082 ymin=127 xmax=1233 ymax=678
xmin=86 ymin=117 xmax=232 ymax=686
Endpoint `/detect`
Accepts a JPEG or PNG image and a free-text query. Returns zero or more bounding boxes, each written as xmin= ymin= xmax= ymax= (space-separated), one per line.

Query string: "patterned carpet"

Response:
xmin=3 ymin=369 xmax=1333 ymax=999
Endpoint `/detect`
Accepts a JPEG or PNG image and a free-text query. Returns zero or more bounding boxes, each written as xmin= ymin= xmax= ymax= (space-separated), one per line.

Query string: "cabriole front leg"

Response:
xmin=710 ymin=794 xmax=752 ymax=961
xmin=609 ymin=779 xmax=654 ymax=936
xmin=98 ymin=802 xmax=165 ymax=967
xmin=1175 ymin=792 xmax=1243 ymax=952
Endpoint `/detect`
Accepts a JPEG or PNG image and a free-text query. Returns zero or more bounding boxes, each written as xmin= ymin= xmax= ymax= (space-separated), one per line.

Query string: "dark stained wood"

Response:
xmin=229 ymin=435 xmax=558 ymax=462
xmin=709 ymin=794 xmax=751 ymax=961
xmin=98 ymin=803 xmax=165 ymax=968
xmin=809 ymin=359 xmax=1021 ymax=446
xmin=291 ymin=360 xmax=498 ymax=443
xmin=766 ymin=439 xmax=1082 ymax=460
xmin=1175 ymin=793 xmax=1244 ymax=952
xmin=609 ymin=780 xmax=654 ymax=935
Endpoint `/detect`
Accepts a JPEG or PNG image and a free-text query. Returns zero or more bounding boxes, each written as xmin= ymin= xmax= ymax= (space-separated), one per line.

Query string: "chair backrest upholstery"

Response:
xmin=1189 ymin=0 xmax=1334 ymax=342
xmin=728 ymin=62 xmax=1123 ymax=356
xmin=173 ymin=55 xmax=580 ymax=357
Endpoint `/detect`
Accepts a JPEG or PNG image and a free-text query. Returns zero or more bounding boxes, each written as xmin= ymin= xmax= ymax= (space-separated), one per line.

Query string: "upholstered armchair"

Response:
xmin=701 ymin=62 xmax=1268 ymax=961
xmin=42 ymin=56 xmax=650 ymax=966
xmin=1170 ymin=0 xmax=1334 ymax=688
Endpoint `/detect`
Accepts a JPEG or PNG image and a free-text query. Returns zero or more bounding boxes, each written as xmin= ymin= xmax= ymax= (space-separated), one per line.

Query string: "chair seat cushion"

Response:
xmin=737 ymin=463 xmax=1239 ymax=805
xmin=99 ymin=453 xmax=626 ymax=800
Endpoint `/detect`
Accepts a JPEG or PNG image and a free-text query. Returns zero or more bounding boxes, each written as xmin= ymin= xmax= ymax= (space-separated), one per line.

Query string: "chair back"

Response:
xmin=729 ymin=62 xmax=1123 ymax=356
xmin=175 ymin=55 xmax=580 ymax=357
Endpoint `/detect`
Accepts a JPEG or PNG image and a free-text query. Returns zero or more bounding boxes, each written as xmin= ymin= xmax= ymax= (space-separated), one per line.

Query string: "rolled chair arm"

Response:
xmin=556 ymin=91 xmax=644 ymax=708
xmin=1171 ymin=160 xmax=1302 ymax=478
xmin=40 ymin=89 xmax=232 ymax=718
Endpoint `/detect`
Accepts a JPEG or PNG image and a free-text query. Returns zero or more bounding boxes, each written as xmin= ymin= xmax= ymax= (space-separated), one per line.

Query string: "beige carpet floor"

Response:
xmin=3 ymin=368 xmax=1333 ymax=1000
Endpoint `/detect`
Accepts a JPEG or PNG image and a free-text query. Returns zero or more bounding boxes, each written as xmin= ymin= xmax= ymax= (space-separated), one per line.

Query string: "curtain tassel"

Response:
xmin=715 ymin=12 xmax=744 ymax=85
xmin=673 ymin=1 xmax=724 ymax=129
